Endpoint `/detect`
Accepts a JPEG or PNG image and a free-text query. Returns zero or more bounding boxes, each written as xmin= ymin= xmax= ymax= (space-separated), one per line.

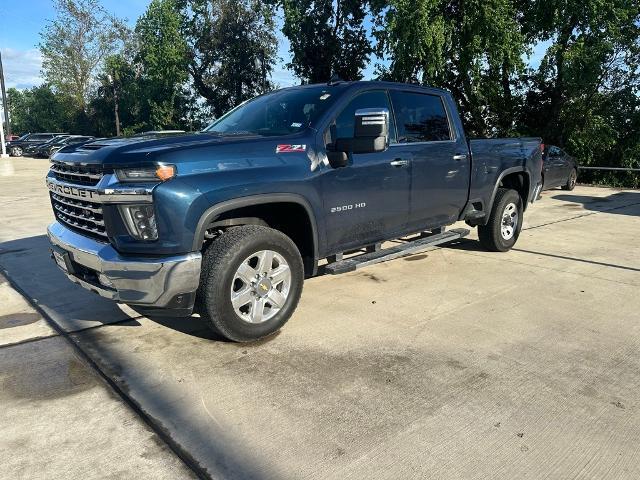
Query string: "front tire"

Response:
xmin=562 ymin=168 xmax=577 ymax=191
xmin=197 ymin=225 xmax=304 ymax=342
xmin=478 ymin=188 xmax=523 ymax=252
xmin=10 ymin=146 xmax=23 ymax=157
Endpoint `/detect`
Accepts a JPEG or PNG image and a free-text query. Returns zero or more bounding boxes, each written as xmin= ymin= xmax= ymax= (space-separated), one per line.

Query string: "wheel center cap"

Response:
xmin=255 ymin=278 xmax=272 ymax=297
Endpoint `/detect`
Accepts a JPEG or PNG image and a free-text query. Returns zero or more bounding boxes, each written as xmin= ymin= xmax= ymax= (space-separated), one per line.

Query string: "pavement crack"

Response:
xmin=0 ymin=332 xmax=61 ymax=350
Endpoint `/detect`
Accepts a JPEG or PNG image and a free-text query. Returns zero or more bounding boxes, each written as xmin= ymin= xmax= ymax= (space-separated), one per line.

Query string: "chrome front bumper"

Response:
xmin=47 ymin=221 xmax=201 ymax=308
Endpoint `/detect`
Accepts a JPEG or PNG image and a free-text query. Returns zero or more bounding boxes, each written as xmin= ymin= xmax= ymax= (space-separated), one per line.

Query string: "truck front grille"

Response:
xmin=50 ymin=161 xmax=103 ymax=186
xmin=50 ymin=192 xmax=108 ymax=240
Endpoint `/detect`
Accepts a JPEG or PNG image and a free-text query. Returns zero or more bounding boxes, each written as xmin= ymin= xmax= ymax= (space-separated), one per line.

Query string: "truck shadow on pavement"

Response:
xmin=0 ymin=235 xmax=294 ymax=347
xmin=551 ymin=191 xmax=640 ymax=217
xmin=0 ymin=235 xmax=226 ymax=340
xmin=0 ymin=235 xmax=141 ymax=332
xmin=446 ymin=238 xmax=640 ymax=274
xmin=0 ymin=234 xmax=279 ymax=479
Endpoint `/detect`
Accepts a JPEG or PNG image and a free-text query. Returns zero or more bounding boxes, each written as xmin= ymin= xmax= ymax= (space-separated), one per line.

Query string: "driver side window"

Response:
xmin=325 ymin=90 xmax=396 ymax=146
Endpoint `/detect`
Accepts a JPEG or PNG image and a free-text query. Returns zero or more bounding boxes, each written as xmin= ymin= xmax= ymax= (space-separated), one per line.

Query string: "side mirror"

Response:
xmin=334 ymin=108 xmax=390 ymax=156
xmin=326 ymin=150 xmax=349 ymax=168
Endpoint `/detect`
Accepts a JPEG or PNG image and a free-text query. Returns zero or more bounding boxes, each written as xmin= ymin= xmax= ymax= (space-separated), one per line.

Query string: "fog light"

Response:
xmin=119 ymin=204 xmax=158 ymax=240
xmin=98 ymin=273 xmax=114 ymax=288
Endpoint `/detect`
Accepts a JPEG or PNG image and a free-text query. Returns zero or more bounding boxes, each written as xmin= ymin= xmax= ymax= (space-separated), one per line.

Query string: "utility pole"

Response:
xmin=0 ymin=106 xmax=7 ymax=158
xmin=0 ymin=49 xmax=11 ymax=139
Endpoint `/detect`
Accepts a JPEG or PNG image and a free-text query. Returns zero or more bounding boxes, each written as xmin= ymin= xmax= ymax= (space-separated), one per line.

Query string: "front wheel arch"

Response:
xmin=193 ymin=195 xmax=319 ymax=276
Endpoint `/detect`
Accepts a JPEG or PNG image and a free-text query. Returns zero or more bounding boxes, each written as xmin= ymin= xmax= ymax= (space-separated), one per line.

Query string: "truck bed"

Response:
xmin=467 ymin=137 xmax=543 ymax=214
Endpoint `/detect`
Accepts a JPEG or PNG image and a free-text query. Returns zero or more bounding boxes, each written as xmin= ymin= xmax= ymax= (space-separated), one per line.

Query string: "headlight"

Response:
xmin=115 ymin=164 xmax=176 ymax=182
xmin=119 ymin=204 xmax=158 ymax=241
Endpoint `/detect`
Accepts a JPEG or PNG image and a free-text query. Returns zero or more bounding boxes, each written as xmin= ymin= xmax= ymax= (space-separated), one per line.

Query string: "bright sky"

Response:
xmin=0 ymin=0 xmax=548 ymax=90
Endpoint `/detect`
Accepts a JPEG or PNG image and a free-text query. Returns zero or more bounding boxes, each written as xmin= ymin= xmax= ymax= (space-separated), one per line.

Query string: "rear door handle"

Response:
xmin=453 ymin=154 xmax=468 ymax=161
xmin=390 ymin=159 xmax=410 ymax=167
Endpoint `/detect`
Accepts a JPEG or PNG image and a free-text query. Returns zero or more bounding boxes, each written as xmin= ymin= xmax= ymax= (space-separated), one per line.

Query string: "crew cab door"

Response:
xmin=388 ymin=90 xmax=470 ymax=231
xmin=321 ymin=90 xmax=410 ymax=253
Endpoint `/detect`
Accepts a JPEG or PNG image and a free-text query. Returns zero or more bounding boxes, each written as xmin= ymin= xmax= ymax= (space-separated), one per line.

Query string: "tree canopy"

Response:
xmin=4 ymin=0 xmax=638 ymax=186
xmin=373 ymin=0 xmax=527 ymax=136
xmin=179 ymin=0 xmax=278 ymax=117
xmin=38 ymin=0 xmax=128 ymax=110
xmin=279 ymin=0 xmax=373 ymax=83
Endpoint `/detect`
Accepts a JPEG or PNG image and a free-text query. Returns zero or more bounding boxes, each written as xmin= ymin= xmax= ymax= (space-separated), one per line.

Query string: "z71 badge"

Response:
xmin=276 ymin=144 xmax=306 ymax=153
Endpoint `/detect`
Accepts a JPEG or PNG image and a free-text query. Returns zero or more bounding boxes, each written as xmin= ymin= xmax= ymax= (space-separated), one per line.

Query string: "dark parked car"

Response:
xmin=5 ymin=133 xmax=68 ymax=157
xmin=24 ymin=135 xmax=71 ymax=156
xmin=34 ymin=135 xmax=96 ymax=158
xmin=542 ymin=145 xmax=578 ymax=191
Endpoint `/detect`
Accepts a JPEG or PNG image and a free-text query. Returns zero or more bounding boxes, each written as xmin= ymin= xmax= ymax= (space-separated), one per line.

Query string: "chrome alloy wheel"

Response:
xmin=569 ymin=169 xmax=577 ymax=189
xmin=500 ymin=202 xmax=518 ymax=240
xmin=231 ymin=250 xmax=291 ymax=324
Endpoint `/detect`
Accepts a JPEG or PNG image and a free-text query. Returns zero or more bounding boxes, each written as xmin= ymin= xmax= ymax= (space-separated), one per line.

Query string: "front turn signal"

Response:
xmin=116 ymin=164 xmax=176 ymax=182
xmin=155 ymin=165 xmax=176 ymax=181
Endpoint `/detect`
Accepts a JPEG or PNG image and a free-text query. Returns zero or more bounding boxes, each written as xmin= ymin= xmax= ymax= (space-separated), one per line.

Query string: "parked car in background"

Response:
xmin=5 ymin=133 xmax=68 ymax=157
xmin=34 ymin=135 xmax=96 ymax=158
xmin=24 ymin=135 xmax=71 ymax=156
xmin=542 ymin=145 xmax=578 ymax=191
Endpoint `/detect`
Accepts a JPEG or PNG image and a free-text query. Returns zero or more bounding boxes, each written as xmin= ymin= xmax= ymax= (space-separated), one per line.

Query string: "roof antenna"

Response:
xmin=328 ymin=74 xmax=343 ymax=86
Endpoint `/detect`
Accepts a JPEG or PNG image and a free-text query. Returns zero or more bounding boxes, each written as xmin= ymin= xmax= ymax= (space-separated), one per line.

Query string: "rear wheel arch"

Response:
xmin=194 ymin=194 xmax=319 ymax=276
xmin=490 ymin=168 xmax=531 ymax=212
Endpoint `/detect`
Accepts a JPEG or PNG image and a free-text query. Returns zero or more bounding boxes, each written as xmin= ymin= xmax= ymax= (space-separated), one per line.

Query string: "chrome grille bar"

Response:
xmin=53 ymin=211 xmax=107 ymax=237
xmin=52 ymin=203 xmax=105 ymax=226
xmin=51 ymin=193 xmax=102 ymax=213
xmin=50 ymin=161 xmax=103 ymax=186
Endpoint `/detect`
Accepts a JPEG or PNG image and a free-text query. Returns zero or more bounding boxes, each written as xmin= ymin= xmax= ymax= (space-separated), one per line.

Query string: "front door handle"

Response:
xmin=453 ymin=154 xmax=468 ymax=161
xmin=390 ymin=159 xmax=410 ymax=167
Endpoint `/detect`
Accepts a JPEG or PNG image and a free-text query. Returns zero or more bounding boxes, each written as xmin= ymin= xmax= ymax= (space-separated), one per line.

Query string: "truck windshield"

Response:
xmin=204 ymin=86 xmax=343 ymax=136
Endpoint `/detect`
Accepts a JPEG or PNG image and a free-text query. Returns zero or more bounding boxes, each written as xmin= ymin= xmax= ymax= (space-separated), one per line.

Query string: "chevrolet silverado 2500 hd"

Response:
xmin=46 ymin=81 xmax=543 ymax=342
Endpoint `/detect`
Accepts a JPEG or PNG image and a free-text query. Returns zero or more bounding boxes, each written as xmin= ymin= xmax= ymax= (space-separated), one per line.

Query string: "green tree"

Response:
xmin=179 ymin=0 xmax=278 ymax=117
xmin=39 ymin=0 xmax=128 ymax=110
xmin=517 ymin=0 xmax=640 ymax=186
xmin=91 ymin=54 xmax=144 ymax=136
xmin=135 ymin=0 xmax=190 ymax=129
xmin=7 ymin=85 xmax=78 ymax=134
xmin=278 ymin=0 xmax=373 ymax=83
xmin=373 ymin=0 xmax=527 ymax=136
xmin=518 ymin=0 xmax=639 ymax=144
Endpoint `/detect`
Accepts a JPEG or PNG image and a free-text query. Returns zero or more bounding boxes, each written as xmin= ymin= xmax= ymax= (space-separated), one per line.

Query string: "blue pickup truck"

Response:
xmin=46 ymin=81 xmax=543 ymax=342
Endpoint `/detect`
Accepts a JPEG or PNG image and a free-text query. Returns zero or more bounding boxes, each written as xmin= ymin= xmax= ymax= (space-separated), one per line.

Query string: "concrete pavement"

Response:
xmin=1 ymin=156 xmax=639 ymax=479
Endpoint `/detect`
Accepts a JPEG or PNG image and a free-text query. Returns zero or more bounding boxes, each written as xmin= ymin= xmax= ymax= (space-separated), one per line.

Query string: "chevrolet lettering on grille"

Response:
xmin=46 ymin=180 xmax=98 ymax=201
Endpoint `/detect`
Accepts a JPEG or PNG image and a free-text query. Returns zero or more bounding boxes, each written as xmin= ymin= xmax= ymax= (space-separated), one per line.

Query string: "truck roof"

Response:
xmin=280 ymin=80 xmax=451 ymax=96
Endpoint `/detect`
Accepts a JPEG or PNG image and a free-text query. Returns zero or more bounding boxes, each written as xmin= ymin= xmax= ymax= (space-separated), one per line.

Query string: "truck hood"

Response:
xmin=50 ymin=131 xmax=316 ymax=172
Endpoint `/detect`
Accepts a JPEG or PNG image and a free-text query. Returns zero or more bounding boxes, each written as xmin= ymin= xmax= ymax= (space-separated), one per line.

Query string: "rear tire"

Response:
xmin=562 ymin=168 xmax=577 ymax=191
xmin=197 ymin=225 xmax=304 ymax=342
xmin=478 ymin=188 xmax=523 ymax=252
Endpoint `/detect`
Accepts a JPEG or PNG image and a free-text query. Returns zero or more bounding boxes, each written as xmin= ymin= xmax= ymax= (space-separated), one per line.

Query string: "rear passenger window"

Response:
xmin=390 ymin=91 xmax=451 ymax=143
